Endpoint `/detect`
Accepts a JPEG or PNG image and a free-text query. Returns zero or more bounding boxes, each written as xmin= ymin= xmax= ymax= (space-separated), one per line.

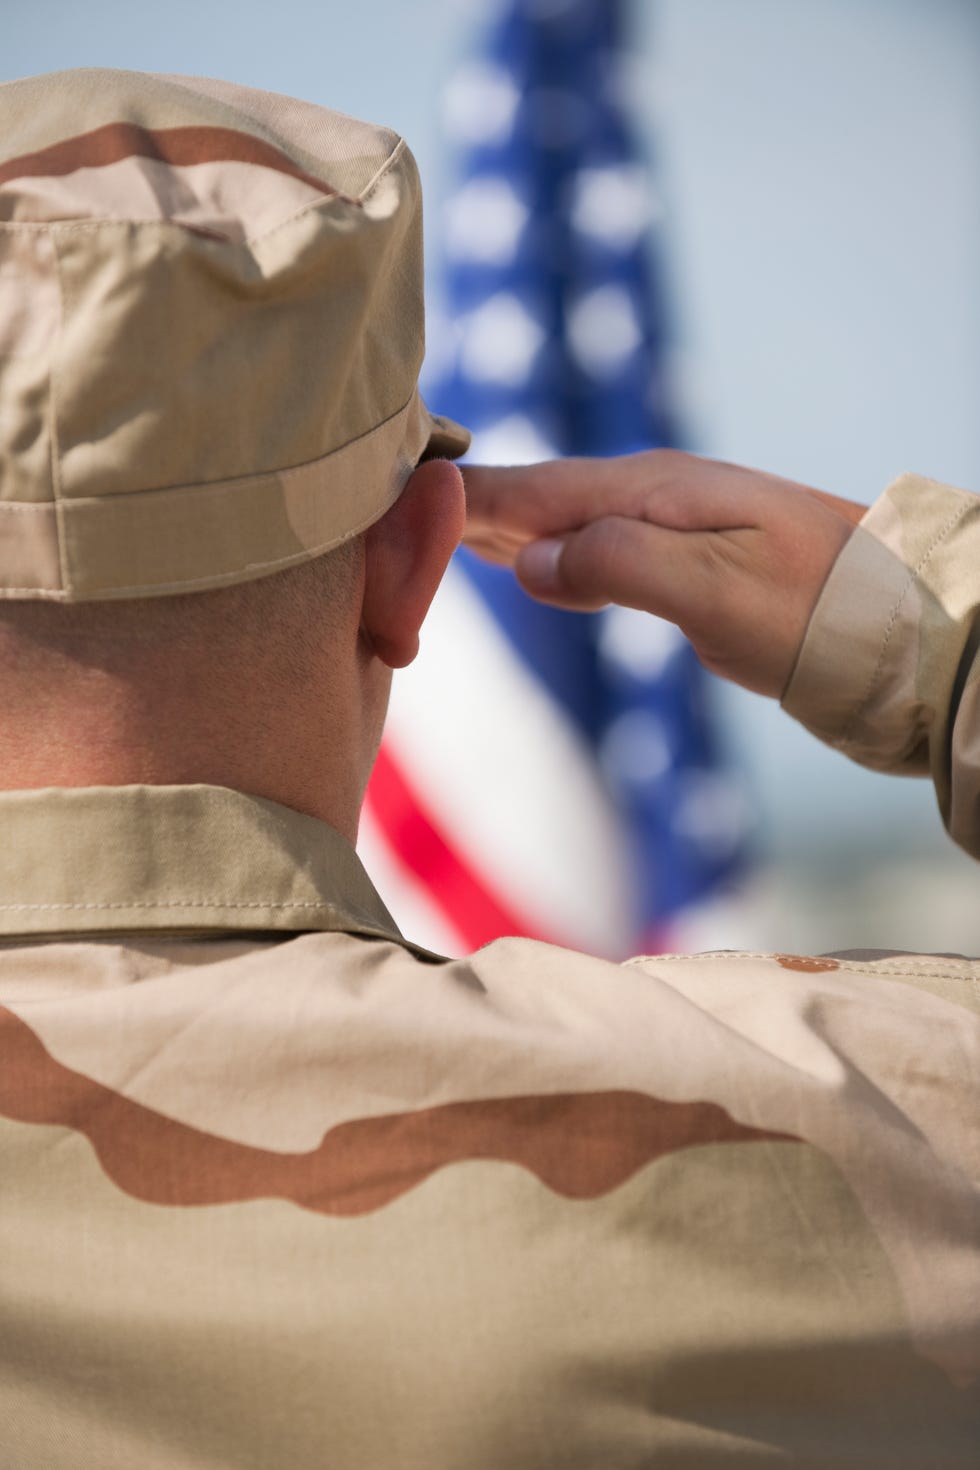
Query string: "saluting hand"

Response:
xmin=461 ymin=450 xmax=866 ymax=700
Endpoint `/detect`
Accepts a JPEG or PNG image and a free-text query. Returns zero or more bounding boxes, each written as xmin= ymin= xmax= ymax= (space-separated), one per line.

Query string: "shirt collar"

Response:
xmin=0 ymin=783 xmax=423 ymax=950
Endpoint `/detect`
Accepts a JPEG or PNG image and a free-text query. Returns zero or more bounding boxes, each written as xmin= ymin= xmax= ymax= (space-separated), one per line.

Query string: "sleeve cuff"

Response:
xmin=781 ymin=473 xmax=979 ymax=774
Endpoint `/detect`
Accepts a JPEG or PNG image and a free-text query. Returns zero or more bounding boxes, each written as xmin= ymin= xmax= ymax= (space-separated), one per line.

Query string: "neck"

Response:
xmin=0 ymin=536 xmax=387 ymax=843
xmin=0 ymin=651 xmax=385 ymax=845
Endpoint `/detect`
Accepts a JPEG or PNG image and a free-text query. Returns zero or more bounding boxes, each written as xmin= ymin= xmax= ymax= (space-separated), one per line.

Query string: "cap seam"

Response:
xmin=46 ymin=393 xmax=426 ymax=600
xmin=0 ymin=217 xmax=306 ymax=235
xmin=0 ymin=899 xmax=356 ymax=911
xmin=624 ymin=950 xmax=980 ymax=983
xmin=0 ymin=382 xmax=426 ymax=520
xmin=143 ymin=70 xmax=395 ymax=195
xmin=356 ymin=135 xmax=408 ymax=204
xmin=243 ymin=138 xmax=409 ymax=247
xmin=47 ymin=232 xmax=69 ymax=595
xmin=55 ymin=387 xmax=418 ymax=505
xmin=243 ymin=187 xmax=361 ymax=248
xmin=0 ymin=391 xmax=455 ymax=600
xmin=0 ymin=140 xmax=407 ymax=246
xmin=0 ymin=203 xmax=358 ymax=245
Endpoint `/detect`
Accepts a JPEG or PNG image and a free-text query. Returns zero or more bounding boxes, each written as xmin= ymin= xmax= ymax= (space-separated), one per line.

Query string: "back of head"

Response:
xmin=0 ymin=69 xmax=468 ymax=820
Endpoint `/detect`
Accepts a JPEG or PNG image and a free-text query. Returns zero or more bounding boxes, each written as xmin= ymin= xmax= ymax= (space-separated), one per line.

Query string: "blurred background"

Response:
xmin=5 ymin=0 xmax=980 ymax=955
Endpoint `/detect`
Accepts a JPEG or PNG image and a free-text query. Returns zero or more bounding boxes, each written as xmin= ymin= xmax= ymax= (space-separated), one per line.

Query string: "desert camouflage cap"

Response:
xmin=0 ymin=67 xmax=470 ymax=601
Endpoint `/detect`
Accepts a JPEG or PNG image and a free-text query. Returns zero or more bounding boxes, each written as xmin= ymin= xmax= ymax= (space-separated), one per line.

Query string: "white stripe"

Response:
xmin=382 ymin=563 xmax=635 ymax=956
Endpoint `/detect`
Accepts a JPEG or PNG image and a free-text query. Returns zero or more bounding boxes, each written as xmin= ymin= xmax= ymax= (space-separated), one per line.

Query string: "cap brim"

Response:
xmin=419 ymin=409 xmax=471 ymax=462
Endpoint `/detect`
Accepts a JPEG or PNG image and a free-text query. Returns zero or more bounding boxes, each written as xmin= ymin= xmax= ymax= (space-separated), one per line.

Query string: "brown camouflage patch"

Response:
xmin=0 ymin=1004 xmax=797 ymax=1216
xmin=0 ymin=122 xmax=339 ymax=198
xmin=776 ymin=954 xmax=842 ymax=973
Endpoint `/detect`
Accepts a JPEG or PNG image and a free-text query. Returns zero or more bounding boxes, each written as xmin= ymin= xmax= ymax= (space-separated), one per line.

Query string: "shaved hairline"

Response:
xmin=0 ymin=537 xmax=363 ymax=675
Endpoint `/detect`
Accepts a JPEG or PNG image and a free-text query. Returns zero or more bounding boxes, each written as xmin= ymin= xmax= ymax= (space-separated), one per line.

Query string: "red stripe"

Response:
xmin=366 ymin=743 xmax=560 ymax=951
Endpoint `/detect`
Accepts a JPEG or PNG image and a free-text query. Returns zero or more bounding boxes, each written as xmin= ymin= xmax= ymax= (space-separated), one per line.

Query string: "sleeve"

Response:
xmin=780 ymin=472 xmax=980 ymax=861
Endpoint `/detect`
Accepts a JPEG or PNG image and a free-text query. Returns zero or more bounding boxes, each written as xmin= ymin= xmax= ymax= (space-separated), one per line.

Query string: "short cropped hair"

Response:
xmin=0 ymin=536 xmax=363 ymax=688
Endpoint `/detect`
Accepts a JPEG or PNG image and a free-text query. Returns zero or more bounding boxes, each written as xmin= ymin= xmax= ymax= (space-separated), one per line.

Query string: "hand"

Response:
xmin=462 ymin=450 xmax=866 ymax=698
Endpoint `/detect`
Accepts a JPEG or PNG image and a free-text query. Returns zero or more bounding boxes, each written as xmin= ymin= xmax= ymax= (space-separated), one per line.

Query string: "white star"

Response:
xmin=444 ymin=177 xmax=529 ymax=266
xmin=443 ymin=62 xmax=520 ymax=146
xmin=570 ymin=164 xmax=661 ymax=250
xmin=599 ymin=608 xmax=684 ymax=681
xmin=459 ymin=293 xmax=547 ymax=388
xmin=671 ymin=772 xmax=751 ymax=859
xmin=566 ymin=284 xmax=643 ymax=379
xmin=467 ymin=414 xmax=559 ymax=466
xmin=599 ymin=710 xmax=673 ymax=790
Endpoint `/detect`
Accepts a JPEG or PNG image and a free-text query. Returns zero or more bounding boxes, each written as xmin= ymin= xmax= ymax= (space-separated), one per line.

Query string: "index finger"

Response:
xmin=461 ymin=456 xmax=657 ymax=562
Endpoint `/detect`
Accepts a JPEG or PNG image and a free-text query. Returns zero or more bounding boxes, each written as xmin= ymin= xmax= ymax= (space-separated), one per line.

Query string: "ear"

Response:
xmin=361 ymin=457 xmax=466 ymax=668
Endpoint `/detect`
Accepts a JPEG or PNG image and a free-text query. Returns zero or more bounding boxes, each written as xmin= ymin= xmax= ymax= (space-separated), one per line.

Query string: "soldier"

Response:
xmin=0 ymin=69 xmax=977 ymax=1468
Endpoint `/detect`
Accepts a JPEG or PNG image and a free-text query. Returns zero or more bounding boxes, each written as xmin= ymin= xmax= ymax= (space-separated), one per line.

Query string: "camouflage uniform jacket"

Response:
xmin=1 ymin=473 xmax=978 ymax=1468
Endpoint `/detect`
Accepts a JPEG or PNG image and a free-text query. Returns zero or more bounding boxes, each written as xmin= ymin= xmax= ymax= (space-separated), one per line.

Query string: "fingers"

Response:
xmin=461 ymin=452 xmax=849 ymax=566
xmin=511 ymin=486 xmax=858 ymax=698
xmin=462 ymin=455 xmax=667 ymax=561
xmin=462 ymin=452 xmax=866 ymax=700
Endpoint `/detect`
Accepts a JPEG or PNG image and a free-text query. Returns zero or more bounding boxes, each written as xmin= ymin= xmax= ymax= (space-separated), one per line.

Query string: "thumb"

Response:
xmin=516 ymin=516 xmax=716 ymax=620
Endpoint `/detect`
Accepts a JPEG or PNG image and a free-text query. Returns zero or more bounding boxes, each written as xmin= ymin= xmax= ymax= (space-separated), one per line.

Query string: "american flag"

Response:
xmin=359 ymin=0 xmax=748 ymax=957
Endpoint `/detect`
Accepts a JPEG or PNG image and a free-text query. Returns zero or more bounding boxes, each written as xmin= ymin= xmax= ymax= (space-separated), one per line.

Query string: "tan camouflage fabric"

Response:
xmin=0 ymin=69 xmax=468 ymax=602
xmin=784 ymin=470 xmax=980 ymax=856
xmin=1 ymin=472 xmax=979 ymax=1468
